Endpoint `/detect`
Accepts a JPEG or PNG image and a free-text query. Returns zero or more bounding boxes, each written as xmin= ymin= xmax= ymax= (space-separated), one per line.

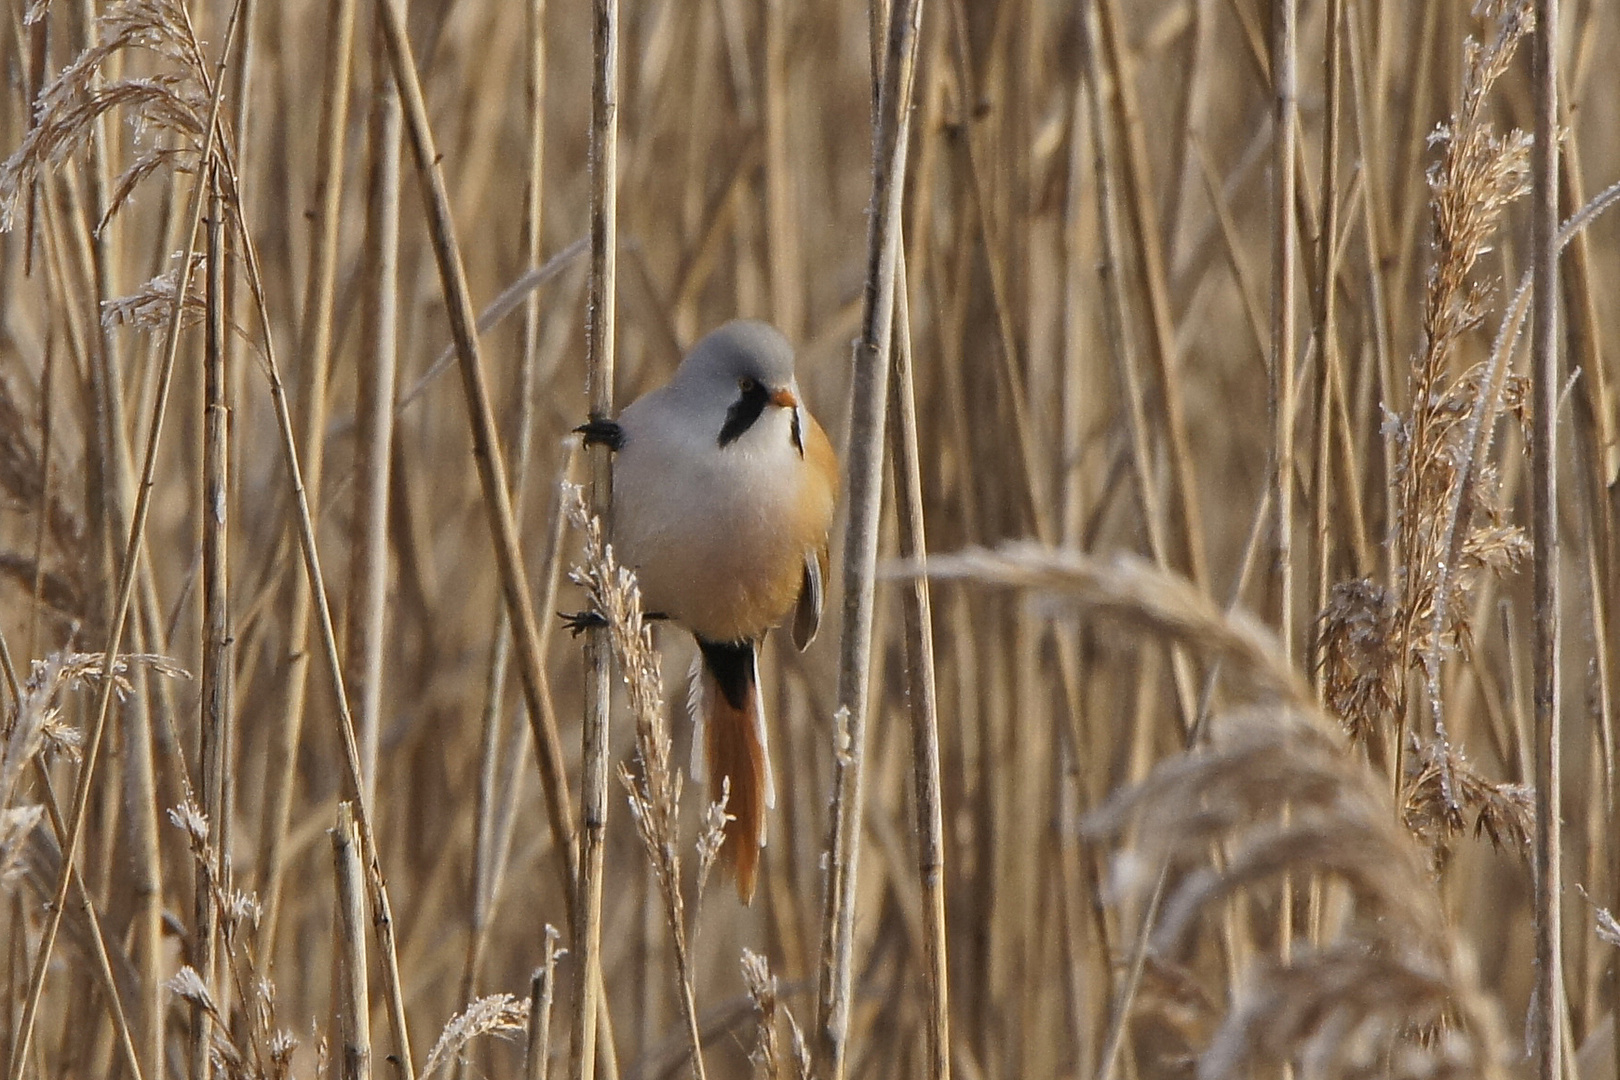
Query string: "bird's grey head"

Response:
xmin=675 ymin=320 xmax=797 ymax=394
xmin=673 ymin=321 xmax=803 ymax=449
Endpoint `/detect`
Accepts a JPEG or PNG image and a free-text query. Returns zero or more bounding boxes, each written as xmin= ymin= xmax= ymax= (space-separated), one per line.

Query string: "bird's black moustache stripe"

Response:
xmin=718 ymin=382 xmax=771 ymax=446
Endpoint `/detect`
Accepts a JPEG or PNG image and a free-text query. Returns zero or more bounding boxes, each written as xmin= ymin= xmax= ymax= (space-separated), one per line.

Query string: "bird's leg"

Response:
xmin=574 ymin=416 xmax=625 ymax=450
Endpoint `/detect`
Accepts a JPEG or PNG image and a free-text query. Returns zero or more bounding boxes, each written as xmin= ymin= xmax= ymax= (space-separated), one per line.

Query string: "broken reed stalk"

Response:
xmin=193 ymin=166 xmax=233 ymax=1080
xmin=257 ymin=0 xmax=358 ymax=954
xmin=887 ymin=264 xmax=949 ymax=1080
xmin=526 ymin=929 xmax=563 ymax=1080
xmin=333 ymin=802 xmax=373 ymax=1080
xmin=347 ymin=52 xmax=402 ymax=811
xmin=2 ymin=3 xmax=243 ymax=1072
xmin=374 ymin=0 xmax=582 ymax=925
xmin=1529 ymin=0 xmax=1562 ymax=1077
xmin=814 ymin=0 xmax=923 ymax=1074
xmin=574 ymin=0 xmax=619 ymax=1073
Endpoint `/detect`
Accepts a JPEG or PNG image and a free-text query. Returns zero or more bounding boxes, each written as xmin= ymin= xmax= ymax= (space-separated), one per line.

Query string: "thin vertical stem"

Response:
xmin=763 ymin=0 xmax=801 ymax=340
xmin=813 ymin=0 xmax=923 ymax=1075
xmin=526 ymin=930 xmax=563 ymax=1080
xmin=574 ymin=0 xmax=618 ymax=1073
xmin=888 ymin=258 xmax=950 ymax=1080
xmin=258 ymin=0 xmax=359 ymax=954
xmin=374 ymin=0 xmax=581 ymax=926
xmin=193 ymin=167 xmax=233 ymax=1080
xmin=224 ymin=164 xmax=420 ymax=1080
xmin=461 ymin=0 xmax=550 ymax=1001
xmin=3 ymin=5 xmax=241 ymax=1074
xmin=332 ymin=803 xmax=372 ymax=1080
xmin=1530 ymin=1 xmax=1563 ymax=1078
xmin=1271 ymin=0 xmax=1298 ymax=664
xmin=348 ymin=52 xmax=402 ymax=810
xmin=1270 ymin=0 xmax=1300 ymax=1004
xmin=1094 ymin=0 xmax=1209 ymax=589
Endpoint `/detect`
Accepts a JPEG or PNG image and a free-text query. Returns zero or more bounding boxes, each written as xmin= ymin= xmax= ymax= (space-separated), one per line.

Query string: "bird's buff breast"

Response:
xmin=611 ymin=430 xmax=825 ymax=643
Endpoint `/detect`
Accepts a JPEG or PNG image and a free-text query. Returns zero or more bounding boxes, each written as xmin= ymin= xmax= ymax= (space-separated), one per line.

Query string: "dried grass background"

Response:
xmin=0 ymin=0 xmax=1618 ymax=1079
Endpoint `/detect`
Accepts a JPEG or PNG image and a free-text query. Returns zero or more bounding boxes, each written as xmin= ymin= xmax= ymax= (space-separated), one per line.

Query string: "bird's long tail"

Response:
xmin=691 ymin=639 xmax=775 ymax=904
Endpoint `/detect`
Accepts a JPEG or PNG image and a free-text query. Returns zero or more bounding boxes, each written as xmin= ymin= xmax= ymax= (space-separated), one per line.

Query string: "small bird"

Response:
xmin=576 ymin=320 xmax=839 ymax=903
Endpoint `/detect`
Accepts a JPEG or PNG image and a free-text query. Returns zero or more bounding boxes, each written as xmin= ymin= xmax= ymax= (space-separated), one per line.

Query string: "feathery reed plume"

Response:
xmin=2 ymin=651 xmax=185 ymax=808
xmin=418 ymin=995 xmax=531 ymax=1080
xmin=742 ymin=949 xmax=783 ymax=1080
xmin=567 ymin=488 xmax=709 ymax=1080
xmin=1316 ymin=0 xmax=1538 ymax=858
xmin=911 ymin=545 xmax=1511 ymax=1078
xmin=1091 ymin=713 xmax=1510 ymax=1080
xmin=901 ymin=544 xmax=1314 ymax=709
xmin=1401 ymin=740 xmax=1533 ymax=867
xmin=167 ymin=800 xmax=296 ymax=1080
xmin=0 ymin=0 xmax=212 ymax=232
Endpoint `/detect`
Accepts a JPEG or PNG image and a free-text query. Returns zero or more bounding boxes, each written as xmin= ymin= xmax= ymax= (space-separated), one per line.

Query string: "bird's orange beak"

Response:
xmin=770 ymin=387 xmax=799 ymax=409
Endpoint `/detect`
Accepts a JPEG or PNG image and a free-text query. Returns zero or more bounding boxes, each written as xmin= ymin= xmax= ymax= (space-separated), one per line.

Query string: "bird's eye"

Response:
xmin=738 ymin=376 xmax=758 ymax=394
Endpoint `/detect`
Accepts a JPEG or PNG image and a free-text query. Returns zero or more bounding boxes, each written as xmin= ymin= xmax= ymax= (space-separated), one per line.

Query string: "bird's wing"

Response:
xmin=791 ymin=545 xmax=826 ymax=651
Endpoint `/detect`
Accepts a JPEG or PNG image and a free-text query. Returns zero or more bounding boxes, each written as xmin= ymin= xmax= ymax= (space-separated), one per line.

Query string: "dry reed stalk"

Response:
xmin=525 ymin=930 xmax=563 ymax=1080
xmin=762 ymin=0 xmax=800 ymax=341
xmin=374 ymin=0 xmax=582 ymax=926
xmin=1529 ymin=1 xmax=1563 ymax=1078
xmin=813 ymin=0 xmax=922 ymax=1073
xmin=573 ymin=0 xmax=619 ymax=1074
xmin=222 ymin=116 xmax=421 ymax=1080
xmin=5 ymin=40 xmax=177 ymax=1067
xmin=887 ymin=262 xmax=949 ymax=1080
xmin=1271 ymin=0 xmax=1299 ymax=664
xmin=257 ymin=0 xmax=358 ymax=955
xmin=58 ymin=29 xmax=157 ymax=956
xmin=1076 ymin=0 xmax=1201 ymax=737
xmin=2 ymin=3 xmax=242 ymax=1072
xmin=332 ymin=803 xmax=371 ymax=1080
xmin=1270 ymin=0 xmax=1300 ymax=1016
xmin=1557 ymin=84 xmax=1618 ymax=1067
xmin=567 ymin=497 xmax=707 ymax=1080
xmin=192 ymin=166 xmax=232 ymax=1080
xmin=346 ymin=52 xmax=402 ymax=813
xmin=462 ymin=452 xmax=575 ymax=1017
xmin=938 ymin=0 xmax=1053 ymax=546
xmin=459 ymin=49 xmax=560 ymax=1020
xmin=3 ymin=652 xmax=175 ymax=1080
xmin=1093 ymin=0 xmax=1209 ymax=589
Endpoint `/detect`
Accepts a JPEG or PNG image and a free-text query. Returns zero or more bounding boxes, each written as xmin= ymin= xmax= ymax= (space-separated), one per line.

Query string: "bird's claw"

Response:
xmin=560 ymin=609 xmax=608 ymax=636
xmin=575 ymin=418 xmax=625 ymax=451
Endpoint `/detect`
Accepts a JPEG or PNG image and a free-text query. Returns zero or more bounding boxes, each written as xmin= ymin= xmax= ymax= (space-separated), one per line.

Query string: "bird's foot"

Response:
xmin=559 ymin=609 xmax=608 ymax=636
xmin=575 ymin=417 xmax=625 ymax=450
